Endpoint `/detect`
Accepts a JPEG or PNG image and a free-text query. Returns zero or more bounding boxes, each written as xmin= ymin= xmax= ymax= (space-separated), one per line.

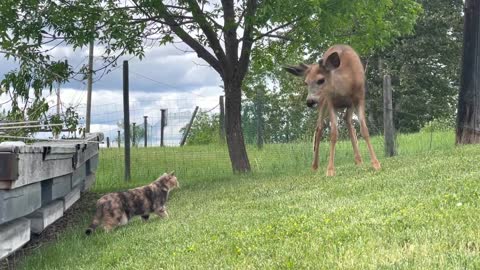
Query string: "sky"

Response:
xmin=0 ymin=43 xmax=224 ymax=146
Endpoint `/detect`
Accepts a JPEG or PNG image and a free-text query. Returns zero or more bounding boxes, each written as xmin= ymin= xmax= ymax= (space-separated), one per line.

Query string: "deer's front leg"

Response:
xmin=326 ymin=103 xmax=338 ymax=177
xmin=312 ymin=106 xmax=325 ymax=171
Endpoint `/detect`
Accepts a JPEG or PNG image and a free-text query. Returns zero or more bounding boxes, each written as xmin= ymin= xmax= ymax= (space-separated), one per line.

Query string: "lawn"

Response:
xmin=17 ymin=131 xmax=480 ymax=269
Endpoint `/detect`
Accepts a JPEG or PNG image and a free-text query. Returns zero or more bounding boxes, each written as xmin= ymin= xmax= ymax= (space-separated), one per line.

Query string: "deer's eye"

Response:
xmin=317 ymin=79 xmax=325 ymax=85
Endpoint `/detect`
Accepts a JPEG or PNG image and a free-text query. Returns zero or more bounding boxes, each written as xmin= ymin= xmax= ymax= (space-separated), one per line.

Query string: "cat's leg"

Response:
xmin=102 ymin=209 xmax=126 ymax=232
xmin=155 ymin=207 xmax=168 ymax=218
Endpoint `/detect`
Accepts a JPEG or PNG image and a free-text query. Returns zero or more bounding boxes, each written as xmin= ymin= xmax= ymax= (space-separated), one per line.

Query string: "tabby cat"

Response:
xmin=85 ymin=171 xmax=179 ymax=235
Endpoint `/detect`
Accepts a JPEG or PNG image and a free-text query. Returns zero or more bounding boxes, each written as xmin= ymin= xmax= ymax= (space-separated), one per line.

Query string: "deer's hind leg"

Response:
xmin=344 ymin=107 xmax=362 ymax=165
xmin=356 ymin=100 xmax=381 ymax=171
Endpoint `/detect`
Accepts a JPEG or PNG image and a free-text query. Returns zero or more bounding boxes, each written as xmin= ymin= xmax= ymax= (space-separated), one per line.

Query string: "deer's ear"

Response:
xmin=283 ymin=63 xmax=309 ymax=77
xmin=324 ymin=52 xmax=341 ymax=71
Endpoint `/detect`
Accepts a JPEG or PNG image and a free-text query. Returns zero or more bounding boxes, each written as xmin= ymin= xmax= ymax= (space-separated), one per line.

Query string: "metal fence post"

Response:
xmin=123 ymin=60 xmax=131 ymax=181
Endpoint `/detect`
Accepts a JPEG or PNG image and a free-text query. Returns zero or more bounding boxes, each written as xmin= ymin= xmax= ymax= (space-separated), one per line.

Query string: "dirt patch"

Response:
xmin=0 ymin=192 xmax=101 ymax=270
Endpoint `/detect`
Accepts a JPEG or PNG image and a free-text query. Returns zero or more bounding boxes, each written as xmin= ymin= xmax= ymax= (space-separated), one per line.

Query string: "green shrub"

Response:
xmin=420 ymin=116 xmax=455 ymax=133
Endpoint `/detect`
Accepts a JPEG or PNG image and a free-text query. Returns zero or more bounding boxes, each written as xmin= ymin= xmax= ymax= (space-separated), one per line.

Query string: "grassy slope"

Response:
xmin=19 ymin=132 xmax=480 ymax=269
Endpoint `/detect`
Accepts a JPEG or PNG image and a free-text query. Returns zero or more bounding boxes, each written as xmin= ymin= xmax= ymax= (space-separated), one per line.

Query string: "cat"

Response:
xmin=85 ymin=171 xmax=179 ymax=235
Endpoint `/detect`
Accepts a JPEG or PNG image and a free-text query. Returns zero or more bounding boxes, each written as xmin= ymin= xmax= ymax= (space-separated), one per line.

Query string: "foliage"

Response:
xmin=421 ymin=116 xmax=456 ymax=133
xmin=244 ymin=0 xmax=461 ymax=140
xmin=18 ymin=132 xmax=480 ymax=269
xmin=180 ymin=111 xmax=221 ymax=145
xmin=0 ymin=0 xmax=145 ymax=128
xmin=364 ymin=0 xmax=464 ymax=133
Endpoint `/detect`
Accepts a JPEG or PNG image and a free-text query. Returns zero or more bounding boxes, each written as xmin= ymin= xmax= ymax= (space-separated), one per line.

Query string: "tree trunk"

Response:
xmin=456 ymin=0 xmax=480 ymax=144
xmin=224 ymin=81 xmax=251 ymax=173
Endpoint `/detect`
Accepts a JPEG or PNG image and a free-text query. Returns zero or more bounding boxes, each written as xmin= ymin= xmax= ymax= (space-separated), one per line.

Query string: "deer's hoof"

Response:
xmin=355 ymin=159 xmax=363 ymax=165
xmin=326 ymin=168 xmax=335 ymax=177
xmin=312 ymin=164 xmax=319 ymax=171
xmin=372 ymin=160 xmax=381 ymax=171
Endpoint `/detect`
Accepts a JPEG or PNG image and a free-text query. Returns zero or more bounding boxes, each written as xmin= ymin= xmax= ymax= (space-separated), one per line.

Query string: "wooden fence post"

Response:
xmin=160 ymin=109 xmax=167 ymax=147
xmin=255 ymin=89 xmax=264 ymax=149
xmin=219 ymin=95 xmax=225 ymax=142
xmin=117 ymin=130 xmax=121 ymax=148
xmin=132 ymin=122 xmax=136 ymax=147
xmin=144 ymin=116 xmax=148 ymax=148
xmin=383 ymin=74 xmax=396 ymax=157
xmin=180 ymin=106 xmax=199 ymax=146
xmin=106 ymin=137 xmax=110 ymax=148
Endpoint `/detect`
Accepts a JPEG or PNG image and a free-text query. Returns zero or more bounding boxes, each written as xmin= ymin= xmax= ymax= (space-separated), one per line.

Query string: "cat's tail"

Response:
xmin=85 ymin=203 xmax=103 ymax=236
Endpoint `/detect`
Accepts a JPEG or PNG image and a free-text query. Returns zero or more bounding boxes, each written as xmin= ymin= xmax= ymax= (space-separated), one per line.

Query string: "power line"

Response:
xmin=129 ymin=70 xmax=207 ymax=98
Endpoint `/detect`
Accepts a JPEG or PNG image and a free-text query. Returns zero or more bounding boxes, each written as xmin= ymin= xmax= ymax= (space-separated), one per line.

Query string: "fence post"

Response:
xmin=160 ymin=109 xmax=167 ymax=147
xmin=117 ymin=130 xmax=121 ymax=148
xmin=383 ymin=74 xmax=396 ymax=157
xmin=180 ymin=106 xmax=199 ymax=146
xmin=144 ymin=116 xmax=148 ymax=148
xmin=132 ymin=122 xmax=136 ymax=147
xmin=123 ymin=60 xmax=131 ymax=182
xmin=219 ymin=95 xmax=225 ymax=142
xmin=106 ymin=137 xmax=110 ymax=148
xmin=255 ymin=89 xmax=264 ymax=149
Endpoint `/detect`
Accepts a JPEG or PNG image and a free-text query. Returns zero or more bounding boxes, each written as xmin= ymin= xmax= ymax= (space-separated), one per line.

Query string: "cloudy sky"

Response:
xmin=0 ymin=43 xmax=224 ymax=146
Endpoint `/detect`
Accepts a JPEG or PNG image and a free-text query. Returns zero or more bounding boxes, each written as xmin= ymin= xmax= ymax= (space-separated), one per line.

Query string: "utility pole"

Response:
xmin=85 ymin=36 xmax=94 ymax=133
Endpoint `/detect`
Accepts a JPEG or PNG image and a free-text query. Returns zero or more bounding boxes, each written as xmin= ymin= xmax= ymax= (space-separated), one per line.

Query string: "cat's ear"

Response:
xmin=169 ymin=170 xmax=175 ymax=176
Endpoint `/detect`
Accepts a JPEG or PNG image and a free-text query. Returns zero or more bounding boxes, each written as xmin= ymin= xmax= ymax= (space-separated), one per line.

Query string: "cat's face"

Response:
xmin=159 ymin=172 xmax=179 ymax=189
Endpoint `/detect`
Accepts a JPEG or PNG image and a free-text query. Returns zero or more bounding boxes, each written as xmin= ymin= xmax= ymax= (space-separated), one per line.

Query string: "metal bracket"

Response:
xmin=42 ymin=146 xmax=51 ymax=161
xmin=0 ymin=152 xmax=19 ymax=181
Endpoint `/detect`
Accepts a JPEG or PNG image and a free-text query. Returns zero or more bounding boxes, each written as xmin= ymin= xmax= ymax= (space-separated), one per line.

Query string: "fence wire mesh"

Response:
xmin=88 ymin=93 xmax=456 ymax=192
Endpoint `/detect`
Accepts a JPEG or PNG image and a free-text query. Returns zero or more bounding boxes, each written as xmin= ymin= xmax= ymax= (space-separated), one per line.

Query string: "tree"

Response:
xmin=1 ymin=0 xmax=421 ymax=173
xmin=457 ymin=0 xmax=480 ymax=144
xmin=363 ymin=0 xmax=464 ymax=134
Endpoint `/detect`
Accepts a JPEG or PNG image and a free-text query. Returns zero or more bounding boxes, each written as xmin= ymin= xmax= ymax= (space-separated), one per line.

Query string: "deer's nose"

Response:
xmin=306 ymin=99 xmax=317 ymax=108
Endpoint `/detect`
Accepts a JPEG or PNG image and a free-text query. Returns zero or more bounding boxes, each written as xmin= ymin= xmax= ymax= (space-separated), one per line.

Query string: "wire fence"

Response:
xmin=0 ymin=77 xmax=457 ymax=190
xmin=82 ymin=92 xmax=457 ymax=191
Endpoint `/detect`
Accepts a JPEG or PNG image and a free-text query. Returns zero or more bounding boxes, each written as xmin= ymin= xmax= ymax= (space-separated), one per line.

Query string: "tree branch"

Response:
xmin=184 ymin=0 xmax=227 ymax=67
xmin=222 ymin=0 xmax=239 ymax=69
xmin=141 ymin=1 xmax=223 ymax=75
xmin=251 ymin=18 xmax=302 ymax=42
xmin=237 ymin=0 xmax=258 ymax=82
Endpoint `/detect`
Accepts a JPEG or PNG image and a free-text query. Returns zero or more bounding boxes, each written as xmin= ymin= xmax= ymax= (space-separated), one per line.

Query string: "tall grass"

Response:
xmin=95 ymin=131 xmax=455 ymax=193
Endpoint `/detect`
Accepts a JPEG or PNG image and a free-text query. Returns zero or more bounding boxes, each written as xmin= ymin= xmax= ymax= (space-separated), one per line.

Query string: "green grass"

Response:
xmin=18 ymin=131 xmax=480 ymax=269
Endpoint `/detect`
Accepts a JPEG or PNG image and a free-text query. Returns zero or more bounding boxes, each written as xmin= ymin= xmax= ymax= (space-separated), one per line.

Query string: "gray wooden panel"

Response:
xmin=0 ymin=218 xmax=30 ymax=260
xmin=0 ymin=183 xmax=41 ymax=225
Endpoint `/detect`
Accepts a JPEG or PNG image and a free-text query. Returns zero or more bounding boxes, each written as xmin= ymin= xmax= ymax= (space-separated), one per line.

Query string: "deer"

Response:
xmin=284 ymin=44 xmax=381 ymax=176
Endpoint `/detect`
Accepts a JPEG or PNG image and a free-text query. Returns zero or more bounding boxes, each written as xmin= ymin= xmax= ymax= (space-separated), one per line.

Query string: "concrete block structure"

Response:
xmin=0 ymin=133 xmax=103 ymax=259
xmin=0 ymin=218 xmax=30 ymax=259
